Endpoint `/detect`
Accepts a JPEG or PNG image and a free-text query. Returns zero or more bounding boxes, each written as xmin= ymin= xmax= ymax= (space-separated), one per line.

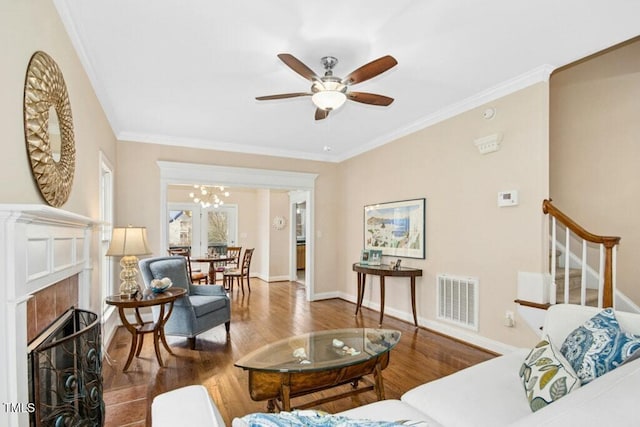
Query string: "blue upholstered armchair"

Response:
xmin=139 ymin=256 xmax=230 ymax=350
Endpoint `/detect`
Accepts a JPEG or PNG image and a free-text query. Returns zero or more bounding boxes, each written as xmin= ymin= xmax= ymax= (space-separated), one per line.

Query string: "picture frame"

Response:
xmin=368 ymin=249 xmax=382 ymax=266
xmin=360 ymin=249 xmax=370 ymax=265
xmin=364 ymin=198 xmax=426 ymax=259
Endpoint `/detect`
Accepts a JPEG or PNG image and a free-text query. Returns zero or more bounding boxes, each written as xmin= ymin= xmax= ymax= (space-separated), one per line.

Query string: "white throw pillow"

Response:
xmin=520 ymin=336 xmax=581 ymax=412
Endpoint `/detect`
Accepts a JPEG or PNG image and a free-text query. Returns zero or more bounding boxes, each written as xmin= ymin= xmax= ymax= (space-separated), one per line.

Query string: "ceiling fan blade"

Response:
xmin=315 ymin=108 xmax=329 ymax=120
xmin=342 ymin=55 xmax=398 ymax=85
xmin=347 ymin=92 xmax=394 ymax=106
xmin=277 ymin=53 xmax=320 ymax=82
xmin=256 ymin=92 xmax=311 ymax=101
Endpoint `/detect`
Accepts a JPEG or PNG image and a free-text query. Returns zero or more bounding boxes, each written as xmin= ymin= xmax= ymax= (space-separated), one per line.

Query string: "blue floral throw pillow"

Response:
xmin=560 ymin=308 xmax=640 ymax=384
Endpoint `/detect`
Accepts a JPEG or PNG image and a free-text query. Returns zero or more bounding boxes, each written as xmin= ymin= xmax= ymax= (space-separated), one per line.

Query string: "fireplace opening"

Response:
xmin=28 ymin=307 xmax=104 ymax=426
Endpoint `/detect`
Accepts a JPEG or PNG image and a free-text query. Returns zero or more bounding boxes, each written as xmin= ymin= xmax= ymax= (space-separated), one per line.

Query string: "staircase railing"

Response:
xmin=543 ymin=199 xmax=621 ymax=308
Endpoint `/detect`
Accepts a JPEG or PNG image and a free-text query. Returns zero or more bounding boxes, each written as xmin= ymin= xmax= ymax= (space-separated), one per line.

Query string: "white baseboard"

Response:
xmin=253 ymin=273 xmax=290 ymax=283
xmin=102 ymin=306 xmax=118 ymax=350
xmin=421 ymin=318 xmax=518 ymax=355
xmin=335 ymin=292 xmax=516 ymax=355
xmin=254 ymin=272 xmax=288 ymax=282
xmin=313 ymin=291 xmax=340 ymax=301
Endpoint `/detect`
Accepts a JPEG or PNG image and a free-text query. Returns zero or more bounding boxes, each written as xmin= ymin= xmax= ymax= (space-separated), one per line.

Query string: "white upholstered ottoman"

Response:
xmin=152 ymin=385 xmax=225 ymax=427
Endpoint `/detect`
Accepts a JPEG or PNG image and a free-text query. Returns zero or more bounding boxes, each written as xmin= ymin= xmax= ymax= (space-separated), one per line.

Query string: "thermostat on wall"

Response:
xmin=498 ymin=190 xmax=518 ymax=207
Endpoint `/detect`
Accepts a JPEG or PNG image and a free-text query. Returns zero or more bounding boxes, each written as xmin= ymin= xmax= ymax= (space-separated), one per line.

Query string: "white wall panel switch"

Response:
xmin=498 ymin=190 xmax=518 ymax=207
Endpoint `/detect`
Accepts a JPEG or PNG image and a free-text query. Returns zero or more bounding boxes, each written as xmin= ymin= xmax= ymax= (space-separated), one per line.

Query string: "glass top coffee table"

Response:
xmin=235 ymin=328 xmax=401 ymax=411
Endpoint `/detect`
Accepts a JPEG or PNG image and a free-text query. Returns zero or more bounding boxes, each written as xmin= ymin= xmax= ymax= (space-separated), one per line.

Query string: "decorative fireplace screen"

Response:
xmin=28 ymin=308 xmax=104 ymax=426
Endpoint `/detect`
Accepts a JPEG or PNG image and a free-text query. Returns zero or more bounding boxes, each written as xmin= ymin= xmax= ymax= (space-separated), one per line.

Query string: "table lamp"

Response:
xmin=106 ymin=226 xmax=152 ymax=297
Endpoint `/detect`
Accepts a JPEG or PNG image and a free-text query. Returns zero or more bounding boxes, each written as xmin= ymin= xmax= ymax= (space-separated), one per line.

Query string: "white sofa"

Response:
xmin=153 ymin=304 xmax=640 ymax=426
xmin=338 ymin=303 xmax=640 ymax=426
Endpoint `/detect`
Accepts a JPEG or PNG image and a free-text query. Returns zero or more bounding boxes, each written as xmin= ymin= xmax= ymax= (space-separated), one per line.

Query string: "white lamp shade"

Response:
xmin=312 ymin=91 xmax=347 ymax=111
xmin=106 ymin=226 xmax=152 ymax=257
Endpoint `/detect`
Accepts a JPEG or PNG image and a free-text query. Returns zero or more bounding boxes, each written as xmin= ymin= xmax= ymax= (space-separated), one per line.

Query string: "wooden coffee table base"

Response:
xmin=246 ymin=352 xmax=389 ymax=412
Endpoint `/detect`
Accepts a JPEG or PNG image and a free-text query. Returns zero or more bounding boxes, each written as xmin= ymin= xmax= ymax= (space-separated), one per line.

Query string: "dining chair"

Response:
xmin=225 ymin=246 xmax=242 ymax=268
xmin=168 ymin=247 xmax=208 ymax=284
xmin=223 ymin=248 xmax=254 ymax=293
xmin=214 ymin=246 xmax=242 ymax=283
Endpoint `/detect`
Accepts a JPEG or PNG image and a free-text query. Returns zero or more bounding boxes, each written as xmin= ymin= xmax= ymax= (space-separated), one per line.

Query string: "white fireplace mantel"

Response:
xmin=0 ymin=204 xmax=95 ymax=427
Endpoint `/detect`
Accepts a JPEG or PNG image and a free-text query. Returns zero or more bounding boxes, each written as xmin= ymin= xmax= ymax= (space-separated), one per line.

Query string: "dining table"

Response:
xmin=191 ymin=255 xmax=237 ymax=284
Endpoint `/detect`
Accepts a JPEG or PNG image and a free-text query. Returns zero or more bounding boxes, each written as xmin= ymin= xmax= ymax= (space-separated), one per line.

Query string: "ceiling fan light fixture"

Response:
xmin=257 ymin=53 xmax=397 ymax=119
xmin=312 ymin=90 xmax=347 ymax=111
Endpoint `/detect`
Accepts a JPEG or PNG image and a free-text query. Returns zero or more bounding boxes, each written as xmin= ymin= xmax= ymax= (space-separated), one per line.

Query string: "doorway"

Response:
xmin=289 ymin=192 xmax=309 ymax=286
xmin=159 ymin=162 xmax=317 ymax=301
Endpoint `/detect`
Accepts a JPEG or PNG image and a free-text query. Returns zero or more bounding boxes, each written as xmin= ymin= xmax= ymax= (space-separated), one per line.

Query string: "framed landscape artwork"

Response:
xmin=364 ymin=198 xmax=426 ymax=259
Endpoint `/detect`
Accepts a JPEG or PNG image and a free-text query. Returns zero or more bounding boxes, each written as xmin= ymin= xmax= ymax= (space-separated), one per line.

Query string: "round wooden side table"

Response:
xmin=106 ymin=287 xmax=186 ymax=371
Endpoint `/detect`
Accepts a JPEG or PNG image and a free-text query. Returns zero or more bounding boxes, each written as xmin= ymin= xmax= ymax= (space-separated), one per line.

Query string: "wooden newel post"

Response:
xmin=603 ymin=241 xmax=616 ymax=308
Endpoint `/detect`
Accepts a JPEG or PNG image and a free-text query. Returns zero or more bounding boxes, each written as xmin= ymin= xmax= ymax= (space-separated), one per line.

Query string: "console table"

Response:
xmin=353 ymin=262 xmax=423 ymax=327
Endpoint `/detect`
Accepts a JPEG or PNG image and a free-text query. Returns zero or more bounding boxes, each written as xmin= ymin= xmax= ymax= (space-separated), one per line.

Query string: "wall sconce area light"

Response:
xmin=106 ymin=226 xmax=152 ymax=297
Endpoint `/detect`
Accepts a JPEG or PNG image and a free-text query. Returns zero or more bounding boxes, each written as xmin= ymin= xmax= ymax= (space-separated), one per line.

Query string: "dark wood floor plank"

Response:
xmin=102 ymin=280 xmax=494 ymax=426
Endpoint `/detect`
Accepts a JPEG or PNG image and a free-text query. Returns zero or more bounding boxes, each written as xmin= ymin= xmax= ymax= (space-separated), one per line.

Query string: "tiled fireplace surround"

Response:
xmin=27 ymin=275 xmax=80 ymax=343
xmin=0 ymin=205 xmax=94 ymax=427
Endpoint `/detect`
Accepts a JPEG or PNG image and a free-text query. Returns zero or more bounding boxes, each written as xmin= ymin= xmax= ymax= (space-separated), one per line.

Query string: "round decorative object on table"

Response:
xmin=272 ymin=215 xmax=286 ymax=230
xmin=150 ymin=278 xmax=173 ymax=293
xmin=23 ymin=51 xmax=76 ymax=207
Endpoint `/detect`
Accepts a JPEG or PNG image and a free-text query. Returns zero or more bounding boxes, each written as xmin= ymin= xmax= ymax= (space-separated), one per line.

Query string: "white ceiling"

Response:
xmin=55 ymin=0 xmax=639 ymax=162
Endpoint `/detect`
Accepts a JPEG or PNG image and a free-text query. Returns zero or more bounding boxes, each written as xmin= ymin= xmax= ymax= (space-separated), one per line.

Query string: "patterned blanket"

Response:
xmin=239 ymin=410 xmax=423 ymax=427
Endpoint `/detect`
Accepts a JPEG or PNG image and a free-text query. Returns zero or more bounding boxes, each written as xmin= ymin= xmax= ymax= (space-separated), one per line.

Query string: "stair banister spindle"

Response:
xmin=564 ymin=229 xmax=570 ymax=304
xmin=550 ymin=217 xmax=557 ymax=305
xmin=598 ymin=244 xmax=605 ymax=308
xmin=613 ymin=246 xmax=618 ymax=308
xmin=581 ymin=239 xmax=587 ymax=305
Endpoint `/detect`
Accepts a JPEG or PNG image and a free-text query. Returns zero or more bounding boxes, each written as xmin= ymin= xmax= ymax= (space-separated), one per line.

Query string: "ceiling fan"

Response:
xmin=256 ymin=53 xmax=398 ymax=120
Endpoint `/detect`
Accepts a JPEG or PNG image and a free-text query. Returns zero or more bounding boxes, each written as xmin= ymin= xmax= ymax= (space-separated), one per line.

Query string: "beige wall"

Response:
xmin=338 ymin=83 xmax=550 ymax=347
xmin=255 ymin=189 xmax=270 ymax=278
xmin=1 ymin=2 xmax=117 ymax=214
xmin=268 ymin=191 xmax=290 ymax=280
xmin=550 ymin=39 xmax=640 ymax=305
xmin=1 ymin=2 xmax=117 ymax=313
xmin=115 ymin=141 xmax=342 ymax=294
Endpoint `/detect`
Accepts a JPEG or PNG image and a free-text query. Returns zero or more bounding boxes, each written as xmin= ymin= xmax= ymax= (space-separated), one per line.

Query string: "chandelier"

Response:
xmin=189 ymin=185 xmax=230 ymax=208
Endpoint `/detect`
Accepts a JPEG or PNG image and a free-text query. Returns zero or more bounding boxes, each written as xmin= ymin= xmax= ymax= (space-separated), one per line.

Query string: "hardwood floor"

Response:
xmin=102 ymin=279 xmax=495 ymax=426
